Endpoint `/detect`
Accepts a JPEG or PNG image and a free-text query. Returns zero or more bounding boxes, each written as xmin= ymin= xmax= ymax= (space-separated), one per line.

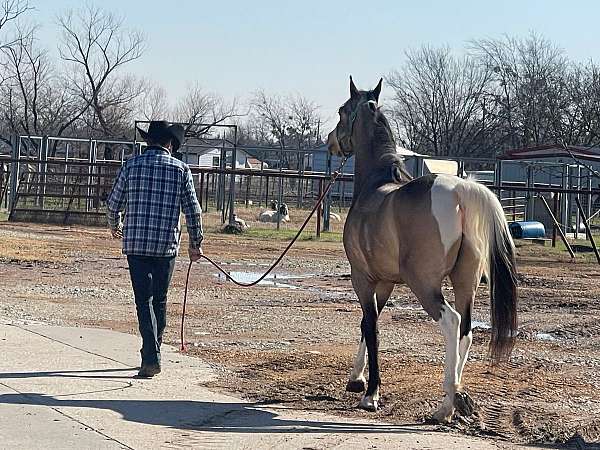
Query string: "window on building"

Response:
xmin=212 ymin=156 xmax=220 ymax=167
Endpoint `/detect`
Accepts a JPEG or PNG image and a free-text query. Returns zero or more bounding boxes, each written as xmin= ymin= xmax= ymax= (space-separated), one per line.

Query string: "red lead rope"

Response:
xmin=180 ymin=163 xmax=347 ymax=351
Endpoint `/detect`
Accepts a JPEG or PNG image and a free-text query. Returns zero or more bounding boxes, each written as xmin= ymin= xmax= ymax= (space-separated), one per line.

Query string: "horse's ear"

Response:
xmin=373 ymin=78 xmax=383 ymax=102
xmin=350 ymin=75 xmax=359 ymax=99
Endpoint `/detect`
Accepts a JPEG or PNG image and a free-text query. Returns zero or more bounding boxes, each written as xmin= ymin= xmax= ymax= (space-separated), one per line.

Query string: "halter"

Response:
xmin=337 ymin=97 xmax=376 ymax=156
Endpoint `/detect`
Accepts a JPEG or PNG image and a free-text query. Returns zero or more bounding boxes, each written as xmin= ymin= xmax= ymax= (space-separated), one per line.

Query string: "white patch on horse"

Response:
xmin=457 ymin=331 xmax=473 ymax=385
xmin=434 ymin=301 xmax=461 ymax=421
xmin=430 ymin=176 xmax=462 ymax=255
xmin=360 ymin=389 xmax=379 ymax=411
xmin=349 ymin=339 xmax=367 ymax=383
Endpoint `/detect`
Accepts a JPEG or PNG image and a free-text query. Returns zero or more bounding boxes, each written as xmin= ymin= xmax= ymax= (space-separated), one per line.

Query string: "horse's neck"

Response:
xmin=353 ymin=146 xmax=398 ymax=200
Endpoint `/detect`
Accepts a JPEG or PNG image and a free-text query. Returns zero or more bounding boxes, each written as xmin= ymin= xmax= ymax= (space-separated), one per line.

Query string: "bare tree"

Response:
xmin=288 ymin=94 xmax=321 ymax=149
xmin=469 ymin=33 xmax=569 ymax=148
xmin=0 ymin=25 xmax=47 ymax=138
xmin=251 ymin=90 xmax=290 ymax=150
xmin=0 ymin=24 xmax=87 ymax=145
xmin=174 ymin=82 xmax=239 ymax=137
xmin=249 ymin=91 xmax=324 ymax=168
xmin=546 ymin=61 xmax=600 ymax=147
xmin=0 ymin=0 xmax=31 ymax=48
xmin=57 ymin=4 xmax=146 ymax=136
xmin=139 ymin=81 xmax=170 ymax=121
xmin=388 ymin=46 xmax=500 ymax=157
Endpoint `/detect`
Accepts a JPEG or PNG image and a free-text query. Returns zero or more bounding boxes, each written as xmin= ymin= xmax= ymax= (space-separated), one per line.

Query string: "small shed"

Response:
xmin=498 ymin=145 xmax=600 ymax=233
xmin=498 ymin=145 xmax=600 ymax=186
xmin=179 ymin=146 xmax=267 ymax=169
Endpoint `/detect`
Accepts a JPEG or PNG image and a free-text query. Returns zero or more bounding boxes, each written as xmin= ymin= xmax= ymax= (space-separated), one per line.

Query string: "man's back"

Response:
xmin=107 ymin=147 xmax=203 ymax=257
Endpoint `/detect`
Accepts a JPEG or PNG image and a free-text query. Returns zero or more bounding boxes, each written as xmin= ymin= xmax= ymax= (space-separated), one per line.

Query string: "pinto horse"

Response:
xmin=327 ymin=77 xmax=518 ymax=423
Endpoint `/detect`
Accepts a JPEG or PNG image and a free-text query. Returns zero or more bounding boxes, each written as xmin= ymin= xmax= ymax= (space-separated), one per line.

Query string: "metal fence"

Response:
xmin=2 ymin=133 xmax=600 ymax=242
xmin=0 ymin=134 xmax=352 ymax=231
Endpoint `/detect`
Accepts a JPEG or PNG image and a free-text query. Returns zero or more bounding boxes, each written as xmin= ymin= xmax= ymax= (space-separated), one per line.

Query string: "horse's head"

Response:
xmin=327 ymin=76 xmax=383 ymax=157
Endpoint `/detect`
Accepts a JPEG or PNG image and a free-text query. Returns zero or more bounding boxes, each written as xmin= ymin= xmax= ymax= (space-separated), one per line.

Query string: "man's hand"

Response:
xmin=188 ymin=246 xmax=203 ymax=262
xmin=111 ymin=227 xmax=123 ymax=239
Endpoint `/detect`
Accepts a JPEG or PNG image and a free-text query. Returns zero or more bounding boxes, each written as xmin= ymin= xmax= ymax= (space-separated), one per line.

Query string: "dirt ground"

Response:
xmin=1 ymin=216 xmax=599 ymax=447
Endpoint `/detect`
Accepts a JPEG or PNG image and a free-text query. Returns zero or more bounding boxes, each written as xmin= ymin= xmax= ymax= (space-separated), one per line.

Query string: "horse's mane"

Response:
xmin=362 ymin=111 xmax=411 ymax=188
xmin=374 ymin=111 xmax=397 ymax=153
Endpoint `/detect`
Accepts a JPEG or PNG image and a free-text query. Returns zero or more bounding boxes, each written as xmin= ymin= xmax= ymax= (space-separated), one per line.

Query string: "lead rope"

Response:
xmin=180 ymin=157 xmax=348 ymax=351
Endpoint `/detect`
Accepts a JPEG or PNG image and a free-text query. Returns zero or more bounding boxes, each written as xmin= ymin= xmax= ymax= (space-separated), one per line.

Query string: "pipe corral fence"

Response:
xmin=1 ymin=130 xmax=600 ymax=246
xmin=0 ymin=127 xmax=354 ymax=234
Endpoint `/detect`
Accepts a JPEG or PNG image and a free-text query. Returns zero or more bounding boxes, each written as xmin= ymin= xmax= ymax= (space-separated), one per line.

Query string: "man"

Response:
xmin=107 ymin=121 xmax=203 ymax=378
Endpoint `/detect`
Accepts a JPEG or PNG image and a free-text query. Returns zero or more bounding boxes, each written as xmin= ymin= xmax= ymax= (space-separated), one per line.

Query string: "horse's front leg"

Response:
xmin=349 ymin=271 xmax=383 ymax=411
xmin=346 ymin=337 xmax=367 ymax=393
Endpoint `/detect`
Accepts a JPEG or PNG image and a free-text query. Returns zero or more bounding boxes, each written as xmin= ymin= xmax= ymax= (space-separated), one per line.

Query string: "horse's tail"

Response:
xmin=455 ymin=179 xmax=518 ymax=361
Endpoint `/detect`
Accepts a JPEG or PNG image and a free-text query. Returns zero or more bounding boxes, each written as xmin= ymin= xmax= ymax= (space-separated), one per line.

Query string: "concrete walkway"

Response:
xmin=0 ymin=319 xmax=534 ymax=449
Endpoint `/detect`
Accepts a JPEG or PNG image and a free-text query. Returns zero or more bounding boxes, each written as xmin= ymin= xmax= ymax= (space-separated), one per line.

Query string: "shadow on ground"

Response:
xmin=0 ymin=391 xmax=424 ymax=435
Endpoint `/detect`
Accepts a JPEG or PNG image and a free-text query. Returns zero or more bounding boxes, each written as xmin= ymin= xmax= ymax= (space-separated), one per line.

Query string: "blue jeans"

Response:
xmin=127 ymin=255 xmax=176 ymax=366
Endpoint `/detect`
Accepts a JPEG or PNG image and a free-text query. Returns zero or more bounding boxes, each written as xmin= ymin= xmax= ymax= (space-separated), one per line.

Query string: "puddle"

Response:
xmin=201 ymin=261 xmax=270 ymax=267
xmin=212 ymin=270 xmax=353 ymax=299
xmin=472 ymin=320 xmax=491 ymax=330
xmin=471 ymin=321 xmax=559 ymax=342
xmin=214 ymin=271 xmax=311 ymax=289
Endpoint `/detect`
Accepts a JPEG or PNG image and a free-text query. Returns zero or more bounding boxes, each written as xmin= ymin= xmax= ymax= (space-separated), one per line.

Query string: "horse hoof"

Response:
xmin=432 ymin=398 xmax=454 ymax=424
xmin=454 ymin=391 xmax=475 ymax=417
xmin=346 ymin=379 xmax=366 ymax=393
xmin=431 ymin=408 xmax=453 ymax=424
xmin=359 ymin=396 xmax=378 ymax=412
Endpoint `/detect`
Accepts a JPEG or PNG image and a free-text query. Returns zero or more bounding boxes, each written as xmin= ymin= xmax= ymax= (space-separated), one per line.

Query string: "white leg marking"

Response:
xmin=457 ymin=331 xmax=473 ymax=385
xmin=349 ymin=339 xmax=367 ymax=382
xmin=430 ymin=176 xmax=462 ymax=255
xmin=360 ymin=386 xmax=380 ymax=411
xmin=434 ymin=302 xmax=461 ymax=422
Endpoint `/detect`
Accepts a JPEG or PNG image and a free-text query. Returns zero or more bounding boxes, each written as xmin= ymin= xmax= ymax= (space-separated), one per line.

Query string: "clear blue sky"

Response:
xmin=32 ymin=0 xmax=600 ymax=124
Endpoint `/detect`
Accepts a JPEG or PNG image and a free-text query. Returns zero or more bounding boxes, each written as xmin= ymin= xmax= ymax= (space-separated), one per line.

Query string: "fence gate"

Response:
xmin=6 ymin=136 xmax=132 ymax=225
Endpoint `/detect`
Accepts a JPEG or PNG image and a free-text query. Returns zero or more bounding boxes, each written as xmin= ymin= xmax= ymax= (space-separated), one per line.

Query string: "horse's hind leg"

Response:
xmin=346 ymin=282 xmax=394 ymax=394
xmin=434 ymin=299 xmax=461 ymax=423
xmin=407 ymin=275 xmax=460 ymax=423
xmin=449 ymin=240 xmax=483 ymax=415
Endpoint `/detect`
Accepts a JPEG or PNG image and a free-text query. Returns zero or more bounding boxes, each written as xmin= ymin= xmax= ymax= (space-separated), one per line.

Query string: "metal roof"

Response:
xmin=499 ymin=144 xmax=600 ymax=162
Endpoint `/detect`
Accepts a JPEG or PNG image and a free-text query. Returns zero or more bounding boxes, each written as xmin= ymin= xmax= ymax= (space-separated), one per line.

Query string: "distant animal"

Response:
xmin=329 ymin=212 xmax=342 ymax=222
xmin=233 ymin=214 xmax=249 ymax=229
xmin=259 ymin=201 xmax=290 ymax=223
xmin=327 ymin=77 xmax=517 ymax=422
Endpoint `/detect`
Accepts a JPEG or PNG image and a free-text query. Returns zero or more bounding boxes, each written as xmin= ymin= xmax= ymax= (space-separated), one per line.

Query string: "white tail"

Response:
xmin=455 ymin=179 xmax=518 ymax=360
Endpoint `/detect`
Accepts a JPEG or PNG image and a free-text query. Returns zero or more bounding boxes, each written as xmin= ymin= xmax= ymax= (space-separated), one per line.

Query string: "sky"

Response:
xmin=30 ymin=0 xmax=600 ymax=127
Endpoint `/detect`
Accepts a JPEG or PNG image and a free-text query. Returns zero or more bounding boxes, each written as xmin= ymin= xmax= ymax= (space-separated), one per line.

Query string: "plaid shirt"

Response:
xmin=107 ymin=147 xmax=203 ymax=257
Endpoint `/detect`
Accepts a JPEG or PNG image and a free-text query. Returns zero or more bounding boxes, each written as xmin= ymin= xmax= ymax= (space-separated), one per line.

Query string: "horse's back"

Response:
xmin=344 ymin=174 xmax=464 ymax=282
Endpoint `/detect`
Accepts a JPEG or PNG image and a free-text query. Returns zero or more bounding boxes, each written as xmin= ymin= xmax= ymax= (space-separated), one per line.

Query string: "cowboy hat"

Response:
xmin=136 ymin=121 xmax=185 ymax=151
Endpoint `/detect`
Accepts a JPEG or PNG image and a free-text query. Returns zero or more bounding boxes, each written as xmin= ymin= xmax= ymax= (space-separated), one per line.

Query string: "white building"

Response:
xmin=179 ymin=146 xmax=268 ymax=170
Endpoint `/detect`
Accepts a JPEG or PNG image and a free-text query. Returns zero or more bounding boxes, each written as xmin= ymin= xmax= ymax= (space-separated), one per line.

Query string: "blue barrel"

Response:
xmin=509 ymin=221 xmax=546 ymax=239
